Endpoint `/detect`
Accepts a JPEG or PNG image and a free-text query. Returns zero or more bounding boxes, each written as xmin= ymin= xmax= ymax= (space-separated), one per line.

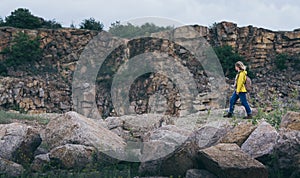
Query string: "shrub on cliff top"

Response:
xmin=79 ymin=17 xmax=104 ymax=31
xmin=1 ymin=8 xmax=62 ymax=29
xmin=0 ymin=17 xmax=4 ymax=26
xmin=4 ymin=8 xmax=42 ymax=29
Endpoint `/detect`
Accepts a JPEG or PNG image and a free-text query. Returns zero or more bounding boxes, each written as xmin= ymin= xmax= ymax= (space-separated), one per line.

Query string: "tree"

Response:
xmin=42 ymin=19 xmax=62 ymax=29
xmin=2 ymin=8 xmax=62 ymax=29
xmin=4 ymin=8 xmax=42 ymax=29
xmin=0 ymin=17 xmax=4 ymax=26
xmin=79 ymin=17 xmax=103 ymax=31
xmin=109 ymin=21 xmax=173 ymax=38
xmin=70 ymin=21 xmax=76 ymax=28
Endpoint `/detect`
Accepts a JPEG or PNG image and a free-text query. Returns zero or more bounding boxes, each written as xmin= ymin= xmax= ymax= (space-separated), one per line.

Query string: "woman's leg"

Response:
xmin=229 ymin=91 xmax=239 ymax=114
xmin=239 ymin=92 xmax=252 ymax=115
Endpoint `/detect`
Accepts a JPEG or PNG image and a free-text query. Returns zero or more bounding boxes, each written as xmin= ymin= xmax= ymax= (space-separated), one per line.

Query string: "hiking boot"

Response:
xmin=243 ymin=114 xmax=252 ymax=119
xmin=223 ymin=112 xmax=233 ymax=118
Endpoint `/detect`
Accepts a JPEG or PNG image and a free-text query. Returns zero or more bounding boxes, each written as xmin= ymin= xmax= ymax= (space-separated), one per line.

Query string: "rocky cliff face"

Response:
xmin=0 ymin=22 xmax=299 ymax=116
xmin=208 ymin=22 xmax=300 ymax=69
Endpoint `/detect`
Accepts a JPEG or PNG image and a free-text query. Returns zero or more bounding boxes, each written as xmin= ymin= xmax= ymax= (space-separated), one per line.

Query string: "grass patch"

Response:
xmin=0 ymin=110 xmax=49 ymax=125
xmin=6 ymin=162 xmax=141 ymax=178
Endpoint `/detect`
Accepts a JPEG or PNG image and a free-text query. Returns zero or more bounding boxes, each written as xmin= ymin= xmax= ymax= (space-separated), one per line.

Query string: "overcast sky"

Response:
xmin=1 ymin=0 xmax=299 ymax=31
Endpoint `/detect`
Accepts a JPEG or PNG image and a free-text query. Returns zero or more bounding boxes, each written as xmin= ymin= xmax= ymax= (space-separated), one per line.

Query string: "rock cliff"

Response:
xmin=0 ymin=21 xmax=299 ymax=116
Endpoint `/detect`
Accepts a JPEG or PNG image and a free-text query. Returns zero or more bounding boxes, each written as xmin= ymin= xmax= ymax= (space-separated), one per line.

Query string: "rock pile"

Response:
xmin=0 ymin=110 xmax=299 ymax=177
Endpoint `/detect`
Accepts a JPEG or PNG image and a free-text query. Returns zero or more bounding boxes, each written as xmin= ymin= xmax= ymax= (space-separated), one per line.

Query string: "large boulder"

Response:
xmin=139 ymin=121 xmax=230 ymax=177
xmin=275 ymin=130 xmax=300 ymax=172
xmin=105 ymin=114 xmax=163 ymax=140
xmin=190 ymin=122 xmax=232 ymax=149
xmin=141 ymin=126 xmax=191 ymax=163
xmin=0 ymin=123 xmax=41 ymax=165
xmin=49 ymin=144 xmax=96 ymax=170
xmin=241 ymin=121 xmax=278 ymax=158
xmin=221 ymin=121 xmax=256 ymax=146
xmin=44 ymin=111 xmax=126 ymax=161
xmin=139 ymin=139 xmax=199 ymax=177
xmin=0 ymin=157 xmax=24 ymax=177
xmin=280 ymin=111 xmax=300 ymax=130
xmin=198 ymin=143 xmax=268 ymax=178
xmin=139 ymin=125 xmax=197 ymax=177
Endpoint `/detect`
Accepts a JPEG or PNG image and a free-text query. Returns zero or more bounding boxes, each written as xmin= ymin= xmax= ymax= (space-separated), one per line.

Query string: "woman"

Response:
xmin=224 ymin=61 xmax=252 ymax=119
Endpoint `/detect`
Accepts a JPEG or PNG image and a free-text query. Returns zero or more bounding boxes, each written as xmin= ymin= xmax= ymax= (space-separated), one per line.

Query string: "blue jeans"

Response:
xmin=229 ymin=91 xmax=252 ymax=115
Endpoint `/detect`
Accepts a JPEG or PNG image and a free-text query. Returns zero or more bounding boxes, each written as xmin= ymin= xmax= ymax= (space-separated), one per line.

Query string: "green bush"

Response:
xmin=290 ymin=54 xmax=300 ymax=70
xmin=0 ymin=17 xmax=4 ymax=26
xmin=274 ymin=53 xmax=288 ymax=70
xmin=274 ymin=53 xmax=300 ymax=71
xmin=1 ymin=32 xmax=42 ymax=68
xmin=213 ymin=45 xmax=248 ymax=78
xmin=0 ymin=62 xmax=7 ymax=75
xmin=41 ymin=19 xmax=62 ymax=29
xmin=79 ymin=17 xmax=104 ymax=31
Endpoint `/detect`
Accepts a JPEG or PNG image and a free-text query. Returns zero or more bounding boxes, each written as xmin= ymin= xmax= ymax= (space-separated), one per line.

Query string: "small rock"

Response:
xmin=186 ymin=169 xmax=217 ymax=178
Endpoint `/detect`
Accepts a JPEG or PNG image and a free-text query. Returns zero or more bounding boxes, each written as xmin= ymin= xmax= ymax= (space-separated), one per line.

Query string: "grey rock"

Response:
xmin=0 ymin=123 xmax=41 ymax=165
xmin=44 ymin=111 xmax=126 ymax=161
xmin=198 ymin=143 xmax=268 ymax=178
xmin=49 ymin=144 xmax=96 ymax=169
xmin=275 ymin=130 xmax=300 ymax=170
xmin=241 ymin=121 xmax=278 ymax=158
xmin=31 ymin=154 xmax=50 ymax=172
xmin=0 ymin=157 xmax=24 ymax=177
xmin=186 ymin=169 xmax=217 ymax=178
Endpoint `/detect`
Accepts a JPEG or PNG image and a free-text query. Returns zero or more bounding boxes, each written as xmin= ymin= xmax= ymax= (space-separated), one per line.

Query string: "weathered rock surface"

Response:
xmin=44 ymin=111 xmax=126 ymax=161
xmin=141 ymin=125 xmax=192 ymax=162
xmin=49 ymin=144 xmax=96 ymax=170
xmin=185 ymin=169 xmax=217 ymax=178
xmin=280 ymin=111 xmax=300 ymax=130
xmin=0 ymin=24 xmax=299 ymax=118
xmin=190 ymin=122 xmax=232 ymax=149
xmin=139 ymin=121 xmax=231 ymax=177
xmin=0 ymin=157 xmax=24 ymax=177
xmin=0 ymin=123 xmax=41 ymax=165
xmin=198 ymin=143 xmax=268 ymax=178
xmin=31 ymin=153 xmax=50 ymax=172
xmin=0 ymin=109 xmax=299 ymax=177
xmin=275 ymin=130 xmax=300 ymax=171
xmin=139 ymin=139 xmax=199 ymax=177
xmin=106 ymin=114 xmax=163 ymax=140
xmin=241 ymin=121 xmax=278 ymax=158
xmin=139 ymin=125 xmax=198 ymax=177
xmin=221 ymin=121 xmax=256 ymax=146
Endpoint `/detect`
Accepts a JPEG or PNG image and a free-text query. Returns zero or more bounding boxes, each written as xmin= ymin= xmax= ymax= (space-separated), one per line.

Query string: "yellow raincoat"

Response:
xmin=235 ymin=70 xmax=247 ymax=93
